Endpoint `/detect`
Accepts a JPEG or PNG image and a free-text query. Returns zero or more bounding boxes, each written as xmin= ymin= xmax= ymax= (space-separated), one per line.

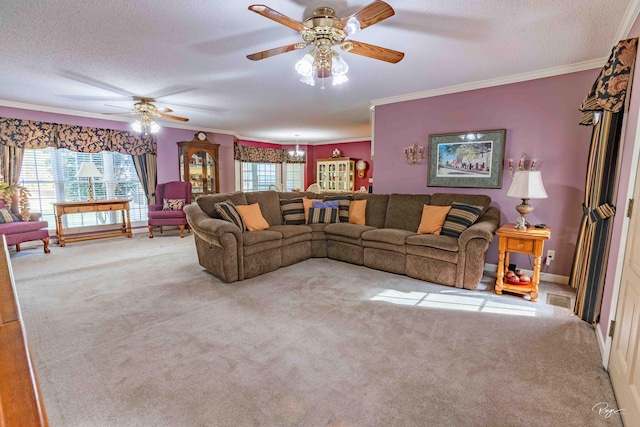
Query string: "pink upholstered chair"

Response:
xmin=0 ymin=200 xmax=50 ymax=253
xmin=148 ymin=181 xmax=192 ymax=238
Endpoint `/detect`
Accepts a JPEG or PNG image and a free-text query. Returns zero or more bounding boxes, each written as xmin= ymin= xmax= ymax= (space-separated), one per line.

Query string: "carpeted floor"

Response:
xmin=10 ymin=232 xmax=622 ymax=426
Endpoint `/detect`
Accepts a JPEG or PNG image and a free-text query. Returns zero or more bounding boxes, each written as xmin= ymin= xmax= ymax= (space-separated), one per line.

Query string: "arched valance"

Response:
xmin=234 ymin=142 xmax=305 ymax=164
xmin=0 ymin=117 xmax=156 ymax=155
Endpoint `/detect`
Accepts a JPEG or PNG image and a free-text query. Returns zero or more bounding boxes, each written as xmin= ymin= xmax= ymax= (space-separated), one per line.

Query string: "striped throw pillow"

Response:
xmin=324 ymin=195 xmax=352 ymax=223
xmin=440 ymin=203 xmax=483 ymax=238
xmin=308 ymin=207 xmax=339 ymax=224
xmin=0 ymin=208 xmax=20 ymax=223
xmin=214 ymin=200 xmax=246 ymax=231
xmin=279 ymin=198 xmax=305 ymax=225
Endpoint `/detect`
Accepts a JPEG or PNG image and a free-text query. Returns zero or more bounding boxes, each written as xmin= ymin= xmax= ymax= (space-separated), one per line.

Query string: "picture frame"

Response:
xmin=427 ymin=129 xmax=506 ymax=188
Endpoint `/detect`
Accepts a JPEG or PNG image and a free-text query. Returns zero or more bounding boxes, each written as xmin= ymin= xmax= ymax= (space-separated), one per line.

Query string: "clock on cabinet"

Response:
xmin=356 ymin=160 xmax=367 ymax=178
xmin=178 ymin=134 xmax=220 ymax=196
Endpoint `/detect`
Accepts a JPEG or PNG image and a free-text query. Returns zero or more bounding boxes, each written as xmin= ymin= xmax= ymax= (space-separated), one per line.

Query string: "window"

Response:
xmin=284 ymin=163 xmax=304 ymax=191
xmin=240 ymin=162 xmax=280 ymax=192
xmin=20 ymin=148 xmax=148 ymax=228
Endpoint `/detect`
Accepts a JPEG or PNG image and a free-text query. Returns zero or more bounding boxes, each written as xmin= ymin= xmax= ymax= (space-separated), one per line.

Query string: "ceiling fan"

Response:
xmin=246 ymin=0 xmax=404 ymax=88
xmin=103 ymin=97 xmax=189 ymax=135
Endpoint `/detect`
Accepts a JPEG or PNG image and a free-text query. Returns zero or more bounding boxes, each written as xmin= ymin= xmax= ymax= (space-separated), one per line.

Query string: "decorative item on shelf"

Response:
xmin=507 ymin=152 xmax=538 ymax=178
xmin=506 ymin=170 xmax=548 ymax=230
xmin=288 ymin=134 xmax=305 ymax=161
xmin=332 ymin=149 xmax=342 ymax=158
xmin=75 ymin=162 xmax=103 ymax=201
xmin=403 ymin=141 xmax=425 ymax=165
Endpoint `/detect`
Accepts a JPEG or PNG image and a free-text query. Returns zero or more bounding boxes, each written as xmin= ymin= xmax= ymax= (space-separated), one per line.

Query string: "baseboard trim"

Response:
xmin=484 ymin=263 xmax=569 ymax=285
xmin=595 ymin=320 xmax=609 ymax=369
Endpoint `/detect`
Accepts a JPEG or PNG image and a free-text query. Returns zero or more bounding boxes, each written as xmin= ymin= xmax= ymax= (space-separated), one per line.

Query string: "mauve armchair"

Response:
xmin=0 ymin=200 xmax=50 ymax=253
xmin=148 ymin=181 xmax=192 ymax=238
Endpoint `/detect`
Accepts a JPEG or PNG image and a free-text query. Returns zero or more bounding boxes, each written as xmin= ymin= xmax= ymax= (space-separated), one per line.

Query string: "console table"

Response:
xmin=52 ymin=199 xmax=132 ymax=246
xmin=494 ymin=223 xmax=551 ymax=302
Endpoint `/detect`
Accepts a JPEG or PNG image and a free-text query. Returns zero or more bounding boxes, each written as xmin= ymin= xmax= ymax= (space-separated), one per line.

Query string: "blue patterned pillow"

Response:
xmin=214 ymin=200 xmax=246 ymax=231
xmin=312 ymin=200 xmax=339 ymax=209
xmin=0 ymin=208 xmax=20 ymax=223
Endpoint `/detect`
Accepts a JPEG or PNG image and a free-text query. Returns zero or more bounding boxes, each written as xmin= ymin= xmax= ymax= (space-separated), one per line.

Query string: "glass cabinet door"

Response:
xmin=178 ymin=137 xmax=220 ymax=196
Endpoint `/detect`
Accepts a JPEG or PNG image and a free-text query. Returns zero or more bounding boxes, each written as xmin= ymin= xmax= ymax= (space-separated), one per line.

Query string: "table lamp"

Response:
xmin=76 ymin=162 xmax=103 ymax=201
xmin=506 ymin=170 xmax=548 ymax=230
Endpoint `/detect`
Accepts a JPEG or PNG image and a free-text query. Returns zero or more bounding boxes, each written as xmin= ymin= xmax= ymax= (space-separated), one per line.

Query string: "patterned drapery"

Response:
xmin=133 ymin=153 xmax=158 ymax=205
xmin=0 ymin=117 xmax=156 ymax=154
xmin=579 ymin=38 xmax=638 ymax=126
xmin=570 ymin=37 xmax=638 ymax=323
xmin=234 ymin=142 xmax=306 ymax=164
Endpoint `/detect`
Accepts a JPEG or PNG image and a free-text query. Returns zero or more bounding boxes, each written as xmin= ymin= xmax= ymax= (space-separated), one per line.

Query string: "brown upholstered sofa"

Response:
xmin=184 ymin=191 xmax=500 ymax=290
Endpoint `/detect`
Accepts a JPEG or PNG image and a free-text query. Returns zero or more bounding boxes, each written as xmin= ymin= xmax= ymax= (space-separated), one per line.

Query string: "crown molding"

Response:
xmin=0 ymin=99 xmax=236 ymax=136
xmin=616 ymin=0 xmax=640 ymax=41
xmin=370 ymin=58 xmax=606 ymax=107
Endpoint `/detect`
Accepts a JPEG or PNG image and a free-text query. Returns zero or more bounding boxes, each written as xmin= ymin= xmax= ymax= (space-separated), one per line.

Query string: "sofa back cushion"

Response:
xmin=197 ymin=192 xmax=248 ymax=219
xmin=353 ymin=193 xmax=389 ymax=228
xmin=245 ymin=191 xmax=284 ymax=226
xmin=430 ymin=193 xmax=491 ymax=210
xmin=384 ymin=194 xmax=432 ymax=231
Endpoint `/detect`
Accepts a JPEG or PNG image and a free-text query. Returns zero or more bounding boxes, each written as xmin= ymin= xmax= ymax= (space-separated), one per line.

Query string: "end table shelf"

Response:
xmin=494 ymin=223 xmax=551 ymax=302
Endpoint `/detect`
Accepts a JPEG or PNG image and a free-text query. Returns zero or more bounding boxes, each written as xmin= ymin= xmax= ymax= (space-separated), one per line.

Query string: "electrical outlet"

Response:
xmin=547 ymin=250 xmax=555 ymax=261
xmin=545 ymin=256 xmax=552 ymax=266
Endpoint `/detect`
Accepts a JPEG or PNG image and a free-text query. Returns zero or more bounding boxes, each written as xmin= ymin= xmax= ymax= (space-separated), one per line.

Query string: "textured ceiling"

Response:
xmin=0 ymin=0 xmax=634 ymax=143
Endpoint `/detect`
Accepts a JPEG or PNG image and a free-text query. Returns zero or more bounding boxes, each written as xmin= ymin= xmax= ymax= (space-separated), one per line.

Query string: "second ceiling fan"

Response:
xmin=246 ymin=0 xmax=404 ymax=88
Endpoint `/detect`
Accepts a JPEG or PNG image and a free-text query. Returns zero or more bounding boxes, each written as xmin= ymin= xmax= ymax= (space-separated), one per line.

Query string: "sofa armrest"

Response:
xmin=457 ymin=206 xmax=500 ymax=247
xmin=184 ymin=203 xmax=242 ymax=247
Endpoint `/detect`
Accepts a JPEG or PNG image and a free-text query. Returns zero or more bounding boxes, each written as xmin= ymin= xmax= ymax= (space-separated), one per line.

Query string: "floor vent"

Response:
xmin=546 ymin=293 xmax=572 ymax=309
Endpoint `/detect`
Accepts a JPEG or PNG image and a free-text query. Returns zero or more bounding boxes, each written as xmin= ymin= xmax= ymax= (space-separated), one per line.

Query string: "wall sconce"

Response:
xmin=404 ymin=141 xmax=425 ymax=165
xmin=507 ymin=152 xmax=538 ymax=178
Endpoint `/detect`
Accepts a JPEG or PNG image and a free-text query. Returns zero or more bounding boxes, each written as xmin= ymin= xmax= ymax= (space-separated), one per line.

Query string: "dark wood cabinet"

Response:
xmin=178 ymin=133 xmax=220 ymax=197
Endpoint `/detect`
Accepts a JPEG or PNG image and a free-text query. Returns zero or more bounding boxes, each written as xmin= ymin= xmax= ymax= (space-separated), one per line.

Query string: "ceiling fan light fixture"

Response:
xmin=149 ymin=121 xmax=161 ymax=134
xmin=331 ymin=53 xmax=349 ymax=76
xmin=131 ymin=119 xmax=142 ymax=133
xmin=344 ymin=17 xmax=361 ymax=36
xmin=289 ymin=134 xmax=304 ymax=158
xmin=299 ymin=74 xmax=316 ymax=86
xmin=332 ymin=73 xmax=349 ymax=86
xmin=295 ymin=53 xmax=315 ymax=77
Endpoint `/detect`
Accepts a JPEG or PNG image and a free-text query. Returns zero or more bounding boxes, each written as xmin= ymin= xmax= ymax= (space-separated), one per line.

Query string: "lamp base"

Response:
xmin=514 ymin=198 xmax=533 ymax=230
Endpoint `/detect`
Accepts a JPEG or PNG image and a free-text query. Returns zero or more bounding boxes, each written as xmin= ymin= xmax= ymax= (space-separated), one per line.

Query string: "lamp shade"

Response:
xmin=506 ymin=171 xmax=548 ymax=199
xmin=75 ymin=162 xmax=103 ymax=178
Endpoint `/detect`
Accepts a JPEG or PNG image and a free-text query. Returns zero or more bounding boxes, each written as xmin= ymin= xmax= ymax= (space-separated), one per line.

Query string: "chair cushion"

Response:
xmin=441 ymin=203 xmax=483 ymax=238
xmin=279 ymin=198 xmax=305 ymax=225
xmin=0 ymin=208 xmax=20 ymax=223
xmin=0 ymin=220 xmax=48 ymax=234
xmin=361 ymin=229 xmax=415 ymax=246
xmin=148 ymin=210 xmax=187 ymax=219
xmin=163 ymin=198 xmax=185 ymax=211
xmin=214 ymin=201 xmax=246 ymax=231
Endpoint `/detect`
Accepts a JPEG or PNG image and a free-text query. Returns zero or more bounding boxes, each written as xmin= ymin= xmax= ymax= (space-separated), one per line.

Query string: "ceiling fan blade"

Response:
xmin=247 ymin=42 xmax=307 ymax=61
xmin=248 ymin=5 xmax=307 ymax=32
xmin=335 ymin=0 xmax=395 ymax=35
xmin=156 ymin=107 xmax=174 ymax=113
xmin=158 ymin=113 xmax=189 ymax=122
xmin=102 ymin=112 xmax=136 ymax=116
xmin=104 ymin=104 xmax=134 ymax=110
xmin=343 ymin=40 xmax=404 ymax=63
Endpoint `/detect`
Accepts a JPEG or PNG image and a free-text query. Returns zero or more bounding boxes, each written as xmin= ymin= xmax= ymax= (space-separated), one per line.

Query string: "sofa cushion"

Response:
xmin=384 ymin=194 xmax=432 ymax=231
xmin=236 ymin=203 xmax=270 ymax=231
xmin=279 ymin=198 xmax=305 ymax=225
xmin=431 ymin=193 xmax=491 ymax=210
xmin=324 ymin=223 xmax=376 ymax=239
xmin=324 ymin=195 xmax=352 ymax=223
xmin=417 ymin=205 xmax=451 ymax=235
xmin=197 ymin=192 xmax=247 ymax=218
xmin=0 ymin=208 xmax=20 ymax=223
xmin=441 ymin=203 xmax=483 ymax=238
xmin=353 ymin=193 xmax=388 ymax=228
xmin=349 ymin=200 xmax=367 ymax=225
xmin=242 ymin=229 xmax=281 ymax=246
xmin=245 ymin=191 xmax=283 ymax=226
xmin=405 ymin=234 xmax=459 ymax=252
xmin=362 ymin=228 xmax=415 ymax=246
xmin=214 ymin=201 xmax=246 ymax=231
xmin=268 ymin=224 xmax=312 ymax=240
xmin=308 ymin=207 xmax=339 ymax=224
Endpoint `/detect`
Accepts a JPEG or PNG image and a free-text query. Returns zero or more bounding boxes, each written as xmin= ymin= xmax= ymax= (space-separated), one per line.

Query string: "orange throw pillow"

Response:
xmin=417 ymin=205 xmax=452 ymax=235
xmin=349 ymin=200 xmax=367 ymax=225
xmin=235 ymin=203 xmax=270 ymax=231
xmin=302 ymin=198 xmax=322 ymax=223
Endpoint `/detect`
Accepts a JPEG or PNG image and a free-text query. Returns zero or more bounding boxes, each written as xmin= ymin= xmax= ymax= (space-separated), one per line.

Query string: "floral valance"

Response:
xmin=234 ymin=142 xmax=306 ymax=164
xmin=579 ymin=38 xmax=638 ymax=126
xmin=0 ymin=117 xmax=156 ymax=154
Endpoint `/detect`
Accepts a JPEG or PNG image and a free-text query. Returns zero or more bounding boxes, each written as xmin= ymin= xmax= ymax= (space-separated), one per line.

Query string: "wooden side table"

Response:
xmin=494 ymin=223 xmax=551 ymax=302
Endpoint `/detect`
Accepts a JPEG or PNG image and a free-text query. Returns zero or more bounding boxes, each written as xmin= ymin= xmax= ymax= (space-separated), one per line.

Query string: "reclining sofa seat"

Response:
xmin=184 ymin=190 xmax=500 ymax=289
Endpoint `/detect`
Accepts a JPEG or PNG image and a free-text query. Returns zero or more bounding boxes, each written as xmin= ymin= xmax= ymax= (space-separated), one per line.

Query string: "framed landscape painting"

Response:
xmin=427 ymin=129 xmax=506 ymax=188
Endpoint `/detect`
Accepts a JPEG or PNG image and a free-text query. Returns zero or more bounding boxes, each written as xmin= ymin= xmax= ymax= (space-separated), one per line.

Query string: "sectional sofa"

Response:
xmin=184 ymin=191 xmax=500 ymax=290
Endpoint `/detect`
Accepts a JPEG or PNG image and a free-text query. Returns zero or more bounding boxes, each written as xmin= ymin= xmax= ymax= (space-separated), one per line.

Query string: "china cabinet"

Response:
xmin=178 ymin=132 xmax=220 ymax=196
xmin=316 ymin=158 xmax=355 ymax=192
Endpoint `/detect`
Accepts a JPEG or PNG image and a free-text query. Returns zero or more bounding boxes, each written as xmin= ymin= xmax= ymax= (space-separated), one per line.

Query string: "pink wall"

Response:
xmin=373 ymin=69 xmax=600 ymax=276
xmin=0 ymin=106 xmax=236 ymax=193
xmin=307 ymin=141 xmax=373 ymax=190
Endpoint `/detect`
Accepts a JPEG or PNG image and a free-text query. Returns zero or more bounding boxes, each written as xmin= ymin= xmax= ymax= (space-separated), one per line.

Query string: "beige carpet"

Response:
xmin=10 ymin=233 xmax=621 ymax=426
